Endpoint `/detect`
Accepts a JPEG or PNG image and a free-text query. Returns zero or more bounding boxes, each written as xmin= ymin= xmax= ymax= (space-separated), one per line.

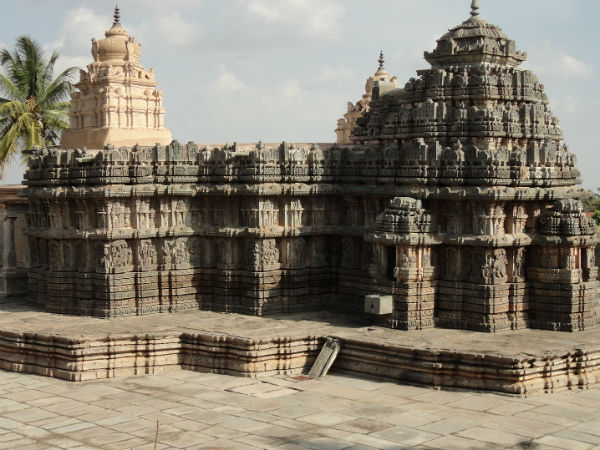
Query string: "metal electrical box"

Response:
xmin=364 ymin=294 xmax=393 ymax=315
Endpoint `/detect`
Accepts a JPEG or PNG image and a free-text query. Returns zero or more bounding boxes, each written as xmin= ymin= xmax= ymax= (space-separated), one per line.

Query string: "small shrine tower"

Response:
xmin=60 ymin=7 xmax=172 ymax=149
xmin=335 ymin=51 xmax=398 ymax=144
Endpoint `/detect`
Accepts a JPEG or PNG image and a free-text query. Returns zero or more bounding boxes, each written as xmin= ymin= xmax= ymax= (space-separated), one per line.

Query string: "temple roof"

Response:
xmin=92 ymin=6 xmax=142 ymax=64
xmin=424 ymin=0 xmax=526 ymax=68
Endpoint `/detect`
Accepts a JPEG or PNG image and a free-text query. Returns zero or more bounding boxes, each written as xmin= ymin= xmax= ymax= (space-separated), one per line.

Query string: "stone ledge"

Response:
xmin=1 ymin=303 xmax=600 ymax=395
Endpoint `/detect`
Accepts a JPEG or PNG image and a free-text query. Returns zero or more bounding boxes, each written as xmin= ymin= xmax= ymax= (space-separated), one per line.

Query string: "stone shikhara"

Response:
xmin=335 ymin=51 xmax=399 ymax=145
xmin=17 ymin=5 xmax=599 ymax=334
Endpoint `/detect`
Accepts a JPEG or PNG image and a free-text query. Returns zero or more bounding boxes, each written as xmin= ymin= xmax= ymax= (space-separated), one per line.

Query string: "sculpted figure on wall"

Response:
xmin=110 ymin=240 xmax=132 ymax=270
xmin=138 ymin=240 xmax=157 ymax=267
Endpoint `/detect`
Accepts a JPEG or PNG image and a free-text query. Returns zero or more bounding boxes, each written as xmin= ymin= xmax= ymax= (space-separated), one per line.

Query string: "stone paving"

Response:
xmin=1 ymin=368 xmax=600 ymax=450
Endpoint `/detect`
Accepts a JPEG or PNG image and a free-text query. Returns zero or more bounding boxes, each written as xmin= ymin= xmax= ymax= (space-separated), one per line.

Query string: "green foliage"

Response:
xmin=592 ymin=211 xmax=600 ymax=226
xmin=582 ymin=188 xmax=600 ymax=213
xmin=0 ymin=36 xmax=78 ymax=176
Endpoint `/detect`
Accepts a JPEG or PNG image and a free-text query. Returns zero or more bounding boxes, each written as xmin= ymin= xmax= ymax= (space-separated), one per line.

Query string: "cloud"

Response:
xmin=563 ymin=96 xmax=579 ymax=113
xmin=159 ymin=13 xmax=199 ymax=47
xmin=56 ymin=6 xmax=107 ymax=54
xmin=52 ymin=55 xmax=89 ymax=78
xmin=245 ymin=0 xmax=346 ymax=42
xmin=548 ymin=95 xmax=581 ymax=116
xmin=43 ymin=5 xmax=202 ymax=79
xmin=277 ymin=78 xmax=303 ymax=100
xmin=1 ymin=160 xmax=26 ymax=185
xmin=216 ymin=70 xmax=246 ymax=93
xmin=320 ymin=66 xmax=354 ymax=82
xmin=557 ymin=54 xmax=593 ymax=78
xmin=525 ymin=43 xmax=593 ymax=81
xmin=40 ymin=6 xmax=107 ymax=78
xmin=142 ymin=12 xmax=201 ymax=48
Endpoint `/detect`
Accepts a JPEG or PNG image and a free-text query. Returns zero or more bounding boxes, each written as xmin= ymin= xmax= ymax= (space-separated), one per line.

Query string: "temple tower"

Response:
xmin=356 ymin=0 xmax=599 ymax=331
xmin=60 ymin=7 xmax=172 ymax=149
xmin=335 ymin=52 xmax=398 ymax=144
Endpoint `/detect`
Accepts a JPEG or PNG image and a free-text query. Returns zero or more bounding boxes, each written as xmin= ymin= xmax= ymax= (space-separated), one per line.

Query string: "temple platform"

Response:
xmin=1 ymin=301 xmax=599 ymax=396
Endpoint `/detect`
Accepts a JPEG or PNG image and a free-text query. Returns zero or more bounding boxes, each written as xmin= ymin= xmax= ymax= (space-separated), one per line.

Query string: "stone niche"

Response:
xmin=22 ymin=5 xmax=598 ymax=332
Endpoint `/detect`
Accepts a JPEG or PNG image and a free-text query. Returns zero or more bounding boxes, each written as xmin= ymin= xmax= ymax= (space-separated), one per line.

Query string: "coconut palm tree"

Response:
xmin=0 ymin=36 xmax=78 ymax=176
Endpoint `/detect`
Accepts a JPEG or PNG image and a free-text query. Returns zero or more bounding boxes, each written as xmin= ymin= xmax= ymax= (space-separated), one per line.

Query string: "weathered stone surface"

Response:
xmin=308 ymin=337 xmax=340 ymax=378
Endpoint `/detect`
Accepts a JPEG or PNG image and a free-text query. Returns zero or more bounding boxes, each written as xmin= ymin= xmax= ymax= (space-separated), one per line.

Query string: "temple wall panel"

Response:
xmin=22 ymin=129 xmax=599 ymax=330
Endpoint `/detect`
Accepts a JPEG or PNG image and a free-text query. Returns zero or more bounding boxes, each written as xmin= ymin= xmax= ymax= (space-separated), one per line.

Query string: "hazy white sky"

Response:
xmin=1 ymin=0 xmax=598 ymax=188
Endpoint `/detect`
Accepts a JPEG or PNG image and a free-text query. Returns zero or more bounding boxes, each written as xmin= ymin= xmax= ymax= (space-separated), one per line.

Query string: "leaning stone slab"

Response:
xmin=308 ymin=337 xmax=341 ymax=378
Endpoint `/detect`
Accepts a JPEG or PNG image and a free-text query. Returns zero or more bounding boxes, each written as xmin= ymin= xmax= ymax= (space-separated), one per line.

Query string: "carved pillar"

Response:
xmin=529 ymin=200 xmax=598 ymax=331
xmin=390 ymin=245 xmax=435 ymax=330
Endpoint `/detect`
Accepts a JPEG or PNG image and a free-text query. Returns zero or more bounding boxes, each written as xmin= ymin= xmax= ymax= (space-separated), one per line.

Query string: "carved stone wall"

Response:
xmin=0 ymin=186 xmax=30 ymax=300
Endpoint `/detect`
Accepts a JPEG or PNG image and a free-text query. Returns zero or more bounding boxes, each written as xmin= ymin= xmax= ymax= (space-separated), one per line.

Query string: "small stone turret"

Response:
xmin=60 ymin=7 xmax=172 ymax=150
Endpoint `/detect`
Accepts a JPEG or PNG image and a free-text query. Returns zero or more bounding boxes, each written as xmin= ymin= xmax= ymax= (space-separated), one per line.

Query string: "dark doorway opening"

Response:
xmin=387 ymin=246 xmax=396 ymax=280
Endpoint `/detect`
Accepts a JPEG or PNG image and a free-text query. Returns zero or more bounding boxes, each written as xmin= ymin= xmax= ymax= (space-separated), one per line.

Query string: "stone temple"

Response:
xmin=8 ymin=2 xmax=599 ymax=337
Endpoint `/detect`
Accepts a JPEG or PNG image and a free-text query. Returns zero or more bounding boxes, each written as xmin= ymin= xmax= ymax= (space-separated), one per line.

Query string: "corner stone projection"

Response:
xmin=15 ymin=3 xmax=600 ymax=335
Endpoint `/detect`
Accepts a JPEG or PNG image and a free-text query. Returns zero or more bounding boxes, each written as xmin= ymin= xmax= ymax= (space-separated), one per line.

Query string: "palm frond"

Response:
xmin=41 ymin=109 xmax=70 ymax=131
xmin=0 ymin=100 xmax=29 ymax=117
xmin=15 ymin=36 xmax=46 ymax=99
xmin=38 ymin=67 xmax=77 ymax=106
xmin=52 ymin=101 xmax=71 ymax=111
xmin=0 ymin=36 xmax=76 ymax=177
xmin=46 ymin=49 xmax=60 ymax=75
xmin=0 ymin=47 xmax=24 ymax=91
xmin=0 ymin=112 xmax=37 ymax=176
xmin=0 ymin=73 xmax=22 ymax=102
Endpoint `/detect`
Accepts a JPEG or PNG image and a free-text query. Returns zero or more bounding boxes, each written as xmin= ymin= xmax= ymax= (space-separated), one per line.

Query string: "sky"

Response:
xmin=0 ymin=0 xmax=598 ymax=188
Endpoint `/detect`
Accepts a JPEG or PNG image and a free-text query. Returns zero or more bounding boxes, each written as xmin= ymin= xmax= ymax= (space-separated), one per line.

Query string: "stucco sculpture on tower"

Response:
xmin=60 ymin=7 xmax=172 ymax=149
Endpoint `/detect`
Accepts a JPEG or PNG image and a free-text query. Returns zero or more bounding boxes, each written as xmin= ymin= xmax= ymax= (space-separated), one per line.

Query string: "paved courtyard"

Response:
xmin=1 ymin=369 xmax=599 ymax=450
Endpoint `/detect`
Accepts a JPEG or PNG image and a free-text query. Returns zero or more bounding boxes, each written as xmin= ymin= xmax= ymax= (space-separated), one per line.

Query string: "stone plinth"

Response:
xmin=1 ymin=305 xmax=600 ymax=395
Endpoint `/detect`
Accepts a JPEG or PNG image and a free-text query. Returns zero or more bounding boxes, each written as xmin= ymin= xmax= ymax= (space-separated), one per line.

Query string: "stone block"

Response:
xmin=364 ymin=295 xmax=393 ymax=315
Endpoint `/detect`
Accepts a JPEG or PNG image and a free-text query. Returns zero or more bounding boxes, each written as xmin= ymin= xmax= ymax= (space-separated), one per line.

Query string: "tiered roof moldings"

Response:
xmin=425 ymin=2 xmax=526 ymax=68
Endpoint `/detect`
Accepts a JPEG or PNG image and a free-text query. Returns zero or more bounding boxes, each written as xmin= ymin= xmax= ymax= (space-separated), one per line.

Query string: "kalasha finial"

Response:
xmin=113 ymin=5 xmax=121 ymax=24
xmin=470 ymin=0 xmax=480 ymax=17
xmin=378 ymin=50 xmax=385 ymax=70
